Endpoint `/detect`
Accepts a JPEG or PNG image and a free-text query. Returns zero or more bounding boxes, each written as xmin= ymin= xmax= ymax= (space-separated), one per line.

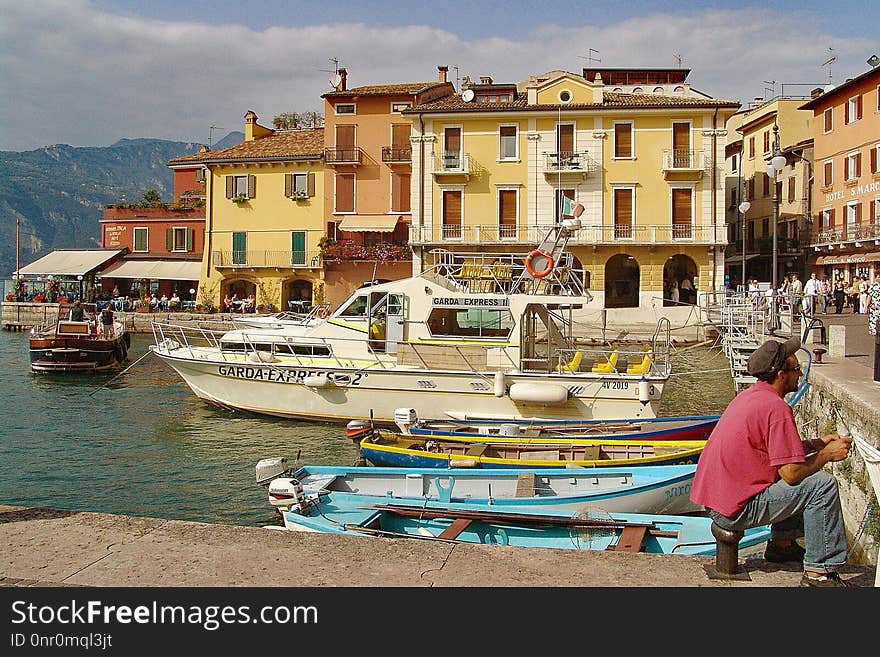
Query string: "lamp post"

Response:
xmin=738 ymin=200 xmax=751 ymax=291
xmin=765 ymin=122 xmax=787 ymax=328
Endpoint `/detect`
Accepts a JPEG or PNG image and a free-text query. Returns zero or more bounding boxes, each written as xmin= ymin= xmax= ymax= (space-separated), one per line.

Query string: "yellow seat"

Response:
xmin=591 ymin=350 xmax=618 ymax=373
xmin=626 ymin=353 xmax=653 ymax=375
xmin=562 ymin=350 xmax=583 ymax=373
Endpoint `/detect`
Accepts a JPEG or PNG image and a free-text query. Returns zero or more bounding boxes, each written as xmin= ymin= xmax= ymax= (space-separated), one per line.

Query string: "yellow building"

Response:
xmin=170 ymin=112 xmax=325 ymax=312
xmin=406 ymin=67 xmax=739 ymax=325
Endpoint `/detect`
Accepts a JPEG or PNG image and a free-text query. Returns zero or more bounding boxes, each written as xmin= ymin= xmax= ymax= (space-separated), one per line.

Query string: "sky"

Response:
xmin=1 ymin=0 xmax=878 ymax=152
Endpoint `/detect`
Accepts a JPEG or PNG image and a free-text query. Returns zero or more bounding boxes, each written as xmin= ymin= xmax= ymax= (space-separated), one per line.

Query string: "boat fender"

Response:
xmin=493 ymin=370 xmax=506 ymax=397
xmin=508 ymin=382 xmax=569 ymax=404
xmin=159 ymin=338 xmax=181 ymax=351
xmin=304 ymin=374 xmax=335 ymax=388
xmin=524 ymin=249 xmax=554 ymax=279
xmin=638 ymin=377 xmax=651 ymax=405
xmin=452 ymin=459 xmax=477 ymax=468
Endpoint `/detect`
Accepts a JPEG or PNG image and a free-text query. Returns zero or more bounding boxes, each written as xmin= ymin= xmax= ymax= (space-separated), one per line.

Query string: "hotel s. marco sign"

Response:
xmin=825 ymin=181 xmax=880 ymax=203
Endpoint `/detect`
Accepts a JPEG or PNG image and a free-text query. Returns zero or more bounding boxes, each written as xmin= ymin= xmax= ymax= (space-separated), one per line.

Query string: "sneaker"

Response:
xmin=764 ymin=541 xmax=806 ymax=563
xmin=799 ymin=572 xmax=851 ymax=588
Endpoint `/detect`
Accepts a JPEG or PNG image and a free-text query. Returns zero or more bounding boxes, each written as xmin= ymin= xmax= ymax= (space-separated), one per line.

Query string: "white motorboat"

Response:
xmin=150 ymin=219 xmax=672 ymax=424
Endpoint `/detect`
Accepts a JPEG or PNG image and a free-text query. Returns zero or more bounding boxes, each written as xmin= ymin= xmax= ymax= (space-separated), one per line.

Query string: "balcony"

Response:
xmin=382 ymin=145 xmax=412 ymax=164
xmin=212 ymin=250 xmax=322 ymax=268
xmin=409 ymin=222 xmax=727 ymax=246
xmin=432 ymin=153 xmax=471 ymax=178
xmin=542 ymin=151 xmax=599 ymax=179
xmin=661 ymin=149 xmax=706 ymax=179
xmin=812 ymin=223 xmax=880 ymax=248
xmin=324 ymin=147 xmax=364 ymax=166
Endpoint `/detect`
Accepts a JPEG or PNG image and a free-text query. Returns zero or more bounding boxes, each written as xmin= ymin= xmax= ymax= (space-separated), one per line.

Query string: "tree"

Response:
xmin=142 ymin=189 xmax=162 ymax=204
xmin=272 ymin=111 xmax=324 ymax=130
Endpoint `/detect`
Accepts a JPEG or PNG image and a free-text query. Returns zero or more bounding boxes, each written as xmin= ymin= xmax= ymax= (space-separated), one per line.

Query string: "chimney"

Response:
xmin=593 ymin=72 xmax=603 ymax=104
xmin=337 ymin=68 xmax=347 ymax=91
xmin=810 ymin=87 xmax=823 ymax=99
xmin=198 ymin=144 xmax=210 ymax=153
xmin=438 ymin=65 xmax=448 ymax=83
xmin=244 ymin=110 xmax=258 ymax=141
xmin=479 ymin=76 xmax=493 ymax=85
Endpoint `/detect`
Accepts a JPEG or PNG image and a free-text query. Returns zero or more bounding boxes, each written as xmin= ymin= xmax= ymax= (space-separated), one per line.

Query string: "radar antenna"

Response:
xmin=821 ymin=48 xmax=837 ymax=85
xmin=208 ymin=125 xmax=224 ymax=149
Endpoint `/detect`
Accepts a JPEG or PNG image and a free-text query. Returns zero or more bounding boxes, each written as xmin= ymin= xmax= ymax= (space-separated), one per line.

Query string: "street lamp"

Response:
xmin=766 ymin=122 xmax=787 ymax=328
xmin=738 ymin=200 xmax=751 ymax=290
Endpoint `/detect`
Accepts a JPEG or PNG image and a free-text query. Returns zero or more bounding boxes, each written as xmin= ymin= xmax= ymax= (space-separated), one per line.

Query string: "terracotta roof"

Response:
xmin=405 ymin=91 xmax=738 ymax=114
xmin=323 ymin=82 xmax=447 ymax=98
xmin=168 ymin=128 xmax=324 ymax=165
xmin=799 ymin=66 xmax=880 ymax=110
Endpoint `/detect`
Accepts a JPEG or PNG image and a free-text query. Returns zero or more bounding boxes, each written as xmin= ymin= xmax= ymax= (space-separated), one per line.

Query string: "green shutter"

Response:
xmin=185 ymin=227 xmax=193 ymax=252
xmin=291 ymin=231 xmax=306 ymax=266
xmin=166 ymin=228 xmax=173 ymax=251
xmin=233 ymin=232 xmax=247 ymax=265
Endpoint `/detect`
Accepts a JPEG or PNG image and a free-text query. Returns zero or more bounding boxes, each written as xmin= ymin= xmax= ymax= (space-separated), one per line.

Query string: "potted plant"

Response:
xmin=291 ymin=190 xmax=308 ymax=202
xmin=135 ymin=299 xmax=151 ymax=313
xmin=231 ymin=193 xmax=248 ymax=204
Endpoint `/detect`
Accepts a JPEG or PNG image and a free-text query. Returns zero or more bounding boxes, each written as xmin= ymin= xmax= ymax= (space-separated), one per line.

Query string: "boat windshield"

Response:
xmin=426 ymin=307 xmax=513 ymax=339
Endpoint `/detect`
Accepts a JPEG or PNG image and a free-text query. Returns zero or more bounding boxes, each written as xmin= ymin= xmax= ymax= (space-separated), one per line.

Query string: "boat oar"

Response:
xmin=87 ymin=348 xmax=154 ymax=397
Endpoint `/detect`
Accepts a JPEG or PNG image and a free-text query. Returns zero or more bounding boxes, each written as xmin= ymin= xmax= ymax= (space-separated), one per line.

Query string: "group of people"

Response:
xmin=753 ymin=272 xmax=879 ymax=320
xmin=66 ymin=300 xmax=117 ymax=337
xmin=141 ymin=292 xmax=182 ymax=311
xmin=223 ymin=292 xmax=255 ymax=313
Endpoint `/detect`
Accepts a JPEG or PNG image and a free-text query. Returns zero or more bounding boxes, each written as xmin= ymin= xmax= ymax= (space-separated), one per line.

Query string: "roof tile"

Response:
xmin=168 ymin=128 xmax=324 ymax=165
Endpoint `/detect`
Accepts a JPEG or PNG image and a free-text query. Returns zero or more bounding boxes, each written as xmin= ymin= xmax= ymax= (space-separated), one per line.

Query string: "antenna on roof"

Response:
xmin=208 ymin=125 xmax=224 ymax=149
xmin=578 ymin=48 xmax=601 ymax=65
xmin=821 ymin=47 xmax=837 ymax=85
xmin=452 ymin=65 xmax=461 ymax=92
xmin=762 ymin=80 xmax=777 ymax=100
xmin=673 ymin=53 xmax=682 ymax=67
xmin=320 ymin=57 xmax=343 ymax=88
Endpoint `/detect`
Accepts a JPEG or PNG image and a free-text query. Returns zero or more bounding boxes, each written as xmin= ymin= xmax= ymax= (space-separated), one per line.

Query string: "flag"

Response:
xmin=562 ymin=196 xmax=575 ymax=217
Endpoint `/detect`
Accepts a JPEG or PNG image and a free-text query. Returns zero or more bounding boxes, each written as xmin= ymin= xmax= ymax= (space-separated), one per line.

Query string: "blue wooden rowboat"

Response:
xmin=357 ymin=430 xmax=705 ymax=470
xmin=268 ymin=491 xmax=770 ymax=556
xmin=255 ymin=461 xmax=701 ymax=516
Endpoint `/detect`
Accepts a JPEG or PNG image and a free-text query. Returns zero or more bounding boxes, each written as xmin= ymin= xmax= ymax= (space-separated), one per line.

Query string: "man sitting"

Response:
xmin=169 ymin=292 xmax=181 ymax=311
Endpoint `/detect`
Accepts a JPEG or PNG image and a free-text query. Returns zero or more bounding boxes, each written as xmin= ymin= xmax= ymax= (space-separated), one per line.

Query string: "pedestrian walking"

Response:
xmin=867 ymin=272 xmax=880 ymax=337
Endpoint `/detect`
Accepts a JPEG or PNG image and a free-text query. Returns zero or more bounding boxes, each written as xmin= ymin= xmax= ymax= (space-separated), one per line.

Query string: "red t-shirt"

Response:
xmin=690 ymin=380 xmax=805 ymax=517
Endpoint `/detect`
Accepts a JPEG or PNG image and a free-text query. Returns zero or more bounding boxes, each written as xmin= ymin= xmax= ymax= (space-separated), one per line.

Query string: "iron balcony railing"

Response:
xmin=381 ymin=145 xmax=412 ymax=163
xmin=542 ymin=151 xmax=599 ymax=175
xmin=212 ymin=250 xmax=323 ymax=268
xmin=324 ymin=147 xmax=364 ymax=165
xmin=409 ymin=223 xmax=727 ymax=245
xmin=813 ymin=222 xmax=880 ymax=246
xmin=661 ymin=149 xmax=706 ymax=171
xmin=432 ymin=152 xmax=471 ymax=175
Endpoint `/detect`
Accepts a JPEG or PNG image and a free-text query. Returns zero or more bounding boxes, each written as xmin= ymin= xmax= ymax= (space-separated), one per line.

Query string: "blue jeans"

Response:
xmin=708 ymin=471 xmax=847 ymax=573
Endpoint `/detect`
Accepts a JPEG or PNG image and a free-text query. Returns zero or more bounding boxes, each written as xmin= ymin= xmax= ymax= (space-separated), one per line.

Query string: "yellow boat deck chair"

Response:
xmin=591 ymin=349 xmax=618 ymax=373
xmin=626 ymin=352 xmax=653 ymax=375
xmin=561 ymin=350 xmax=583 ymax=373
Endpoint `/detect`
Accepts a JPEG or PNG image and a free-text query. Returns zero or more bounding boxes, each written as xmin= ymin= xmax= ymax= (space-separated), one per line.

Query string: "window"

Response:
xmin=499 ymin=125 xmax=517 ymax=160
xmin=748 ymin=136 xmax=755 ymax=158
xmin=747 ymin=178 xmax=755 ymax=199
xmin=226 ymin=174 xmax=254 ymax=199
xmin=671 ymin=188 xmax=693 ymax=239
xmin=673 ymin=86 xmax=685 ymax=94
xmin=334 ymin=173 xmax=355 ymax=213
xmin=762 ymin=217 xmax=769 ymax=237
xmin=232 ymin=231 xmax=246 ymax=265
xmin=442 ymin=189 xmax=462 ymax=239
xmin=762 ymin=173 xmax=770 ymax=197
xmin=168 ymin=227 xmax=193 ymax=252
xmin=614 ymin=122 xmax=632 ymax=158
xmin=291 ymin=231 xmax=306 ymax=266
xmin=846 ymin=152 xmax=861 ymax=181
xmin=195 ymin=167 xmax=206 ymax=183
xmin=613 ymin=187 xmax=634 ymax=239
xmin=338 ymin=294 xmax=368 ymax=318
xmin=556 ymin=123 xmax=574 ymax=164
xmin=787 ymin=177 xmax=796 ymax=203
xmin=285 ymin=172 xmax=315 ymax=198
xmin=730 ymin=188 xmax=738 ymax=209
xmin=558 ymin=89 xmax=572 ymax=103
xmin=133 ymin=227 xmax=148 ymax=252
xmin=845 ymin=95 xmax=862 ymax=124
xmin=823 ymin=108 xmax=833 ymax=133
xmin=426 ymin=307 xmax=514 ymax=339
xmin=391 ymin=102 xmax=411 ymax=113
xmin=632 ymin=87 xmax=643 ymax=94
xmin=335 ymin=103 xmax=356 ymax=115
xmin=498 ymin=188 xmax=517 ymax=240
xmin=443 ymin=127 xmax=462 ymax=169
xmin=763 ymin=131 xmax=770 ymax=153
xmin=871 ymin=144 xmax=879 ymax=175
xmin=846 ymin=201 xmax=861 ymax=227
xmin=730 ymin=153 xmax=739 ymax=174
xmin=823 ymin=160 xmax=833 ymax=187
xmin=653 ymin=87 xmax=664 ymax=94
xmin=391 ymin=172 xmax=410 ymax=213
xmin=820 ymin=209 xmax=833 ymax=231
xmin=555 ymin=189 xmax=575 ymax=221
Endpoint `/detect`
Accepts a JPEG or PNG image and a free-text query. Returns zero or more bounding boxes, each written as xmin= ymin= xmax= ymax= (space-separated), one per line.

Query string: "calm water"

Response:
xmin=0 ymin=330 xmax=735 ymax=527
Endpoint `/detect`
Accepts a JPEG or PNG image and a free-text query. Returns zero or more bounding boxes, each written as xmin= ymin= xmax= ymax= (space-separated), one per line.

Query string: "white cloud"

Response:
xmin=0 ymin=1 xmax=875 ymax=151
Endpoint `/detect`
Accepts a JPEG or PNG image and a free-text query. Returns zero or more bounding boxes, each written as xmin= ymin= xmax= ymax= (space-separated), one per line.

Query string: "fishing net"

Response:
xmin=568 ymin=506 xmax=618 ymax=551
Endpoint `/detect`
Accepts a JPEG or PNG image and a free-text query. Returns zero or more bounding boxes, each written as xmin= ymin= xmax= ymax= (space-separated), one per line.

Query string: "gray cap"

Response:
xmin=747 ymin=336 xmax=801 ymax=377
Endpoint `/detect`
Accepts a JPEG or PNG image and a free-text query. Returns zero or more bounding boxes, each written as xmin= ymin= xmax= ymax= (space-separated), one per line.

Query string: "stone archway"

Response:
xmin=604 ymin=254 xmax=640 ymax=308
xmin=285 ymin=278 xmax=314 ymax=311
xmin=663 ymin=254 xmax=698 ymax=306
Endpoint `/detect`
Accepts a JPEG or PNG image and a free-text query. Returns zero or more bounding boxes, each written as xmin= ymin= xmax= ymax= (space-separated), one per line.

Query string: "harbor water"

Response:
xmin=0 ymin=330 xmax=736 ymax=527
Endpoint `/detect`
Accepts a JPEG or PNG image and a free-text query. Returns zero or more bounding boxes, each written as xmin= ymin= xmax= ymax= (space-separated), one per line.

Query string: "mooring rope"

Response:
xmin=87 ymin=348 xmax=154 ymax=397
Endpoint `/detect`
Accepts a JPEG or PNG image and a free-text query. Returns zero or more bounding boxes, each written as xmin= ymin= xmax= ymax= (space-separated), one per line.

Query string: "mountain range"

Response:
xmin=0 ymin=132 xmax=243 ymax=277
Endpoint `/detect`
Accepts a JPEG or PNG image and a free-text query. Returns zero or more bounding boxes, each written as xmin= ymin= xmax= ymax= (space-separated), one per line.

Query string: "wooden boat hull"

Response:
xmin=270 ymin=463 xmax=700 ymax=515
xmin=358 ymin=431 xmax=705 ymax=469
xmin=29 ymin=333 xmax=130 ymax=373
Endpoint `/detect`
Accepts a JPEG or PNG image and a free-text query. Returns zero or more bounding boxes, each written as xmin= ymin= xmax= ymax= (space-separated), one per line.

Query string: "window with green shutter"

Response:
xmin=232 ymin=232 xmax=247 ymax=265
xmin=291 ymin=231 xmax=306 ymax=266
xmin=133 ymin=227 xmax=148 ymax=252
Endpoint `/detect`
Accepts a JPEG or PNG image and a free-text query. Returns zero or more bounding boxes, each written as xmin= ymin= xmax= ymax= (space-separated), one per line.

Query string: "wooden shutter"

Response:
xmin=749 ymin=137 xmax=755 ymax=158
xmin=824 ymin=109 xmax=832 ymax=132
xmin=226 ymin=176 xmax=234 ymax=198
xmin=307 ymin=172 xmax=316 ymax=197
xmin=336 ymin=125 xmax=355 ymax=148
xmin=855 ymin=203 xmax=862 ymax=224
xmin=763 ymin=131 xmax=769 ymax=153
xmin=284 ymin=174 xmax=293 ymax=197
xmin=673 ymin=123 xmax=690 ymax=150
xmin=442 ymin=190 xmax=462 ymax=238
xmin=829 ymin=208 xmax=835 ymax=228
xmin=871 ymin=200 xmax=876 ymax=225
xmin=672 ymin=189 xmax=692 ymax=227
xmin=335 ymin=173 xmax=354 ymax=212
xmin=392 ymin=173 xmax=410 ymax=213
xmin=247 ymin=175 xmax=256 ymax=198
xmin=557 ymin=124 xmax=574 ymax=159
xmin=824 ymin=161 xmax=832 ymax=186
xmin=788 ymin=177 xmax=796 ymax=202
xmin=186 ymin=227 xmax=193 ymax=252
xmin=856 ymin=152 xmax=861 ymax=177
xmin=166 ymin=228 xmax=173 ymax=251
xmin=614 ymin=189 xmax=632 ymax=238
xmin=845 ymin=101 xmax=850 ymax=124
xmin=444 ymin=127 xmax=460 ymax=154
xmin=614 ymin=124 xmax=631 ymax=158
xmin=392 ymin=124 xmax=409 ymax=149
xmin=871 ymin=147 xmax=878 ymax=174
xmin=498 ymin=189 xmax=516 ymax=238
xmin=857 ymin=95 xmax=863 ymax=120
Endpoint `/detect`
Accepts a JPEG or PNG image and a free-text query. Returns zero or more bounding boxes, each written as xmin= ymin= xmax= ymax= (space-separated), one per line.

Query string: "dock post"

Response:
xmin=704 ymin=522 xmax=751 ymax=581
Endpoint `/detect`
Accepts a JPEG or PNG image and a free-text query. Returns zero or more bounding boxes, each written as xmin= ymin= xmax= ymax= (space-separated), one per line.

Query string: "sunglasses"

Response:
xmin=783 ymin=364 xmax=802 ymax=373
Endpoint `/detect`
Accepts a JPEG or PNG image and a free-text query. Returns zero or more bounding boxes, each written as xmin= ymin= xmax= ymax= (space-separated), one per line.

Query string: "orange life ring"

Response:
xmin=524 ymin=249 xmax=554 ymax=279
xmin=315 ymin=306 xmax=329 ymax=319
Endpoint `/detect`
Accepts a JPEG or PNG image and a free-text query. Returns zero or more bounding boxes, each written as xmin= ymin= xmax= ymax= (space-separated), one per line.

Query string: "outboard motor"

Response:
xmin=267 ymin=477 xmax=310 ymax=511
xmin=346 ymin=419 xmax=374 ymax=443
xmin=394 ymin=407 xmax=419 ymax=434
xmin=255 ymin=457 xmax=288 ymax=486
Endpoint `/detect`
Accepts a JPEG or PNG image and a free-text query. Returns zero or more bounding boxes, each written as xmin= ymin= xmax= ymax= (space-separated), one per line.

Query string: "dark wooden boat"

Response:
xmin=29 ymin=303 xmax=131 ymax=373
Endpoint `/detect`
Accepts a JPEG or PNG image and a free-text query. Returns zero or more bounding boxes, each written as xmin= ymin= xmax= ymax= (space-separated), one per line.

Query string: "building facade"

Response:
xmin=405 ymin=67 xmax=738 ymax=324
xmin=800 ymin=66 xmax=880 ymax=285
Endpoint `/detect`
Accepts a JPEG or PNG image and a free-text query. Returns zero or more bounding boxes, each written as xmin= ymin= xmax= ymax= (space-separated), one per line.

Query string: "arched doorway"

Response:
xmin=285 ymin=279 xmax=314 ymax=312
xmin=663 ymin=254 xmax=698 ymax=306
xmin=222 ymin=278 xmax=257 ymax=311
xmin=604 ymin=254 xmax=640 ymax=308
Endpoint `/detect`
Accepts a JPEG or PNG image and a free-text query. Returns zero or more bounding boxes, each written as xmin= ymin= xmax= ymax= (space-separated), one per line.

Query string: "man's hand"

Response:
xmin=821 ymin=435 xmax=852 ymax=463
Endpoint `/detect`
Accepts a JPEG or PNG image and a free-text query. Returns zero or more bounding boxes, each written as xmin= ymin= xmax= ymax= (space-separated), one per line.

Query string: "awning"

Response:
xmin=816 ymin=251 xmax=880 ymax=266
xmin=724 ymin=254 xmax=760 ymax=264
xmin=100 ymin=259 xmax=201 ymax=281
xmin=337 ymin=215 xmax=401 ymax=232
xmin=16 ymin=249 xmax=125 ymax=277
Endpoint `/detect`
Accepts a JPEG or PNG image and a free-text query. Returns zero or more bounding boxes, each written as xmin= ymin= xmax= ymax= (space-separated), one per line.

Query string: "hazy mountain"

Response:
xmin=0 ymin=133 xmax=241 ymax=277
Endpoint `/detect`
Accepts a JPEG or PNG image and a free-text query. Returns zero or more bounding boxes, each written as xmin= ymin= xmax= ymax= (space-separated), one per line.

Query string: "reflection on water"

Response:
xmin=0 ymin=331 xmax=735 ymax=527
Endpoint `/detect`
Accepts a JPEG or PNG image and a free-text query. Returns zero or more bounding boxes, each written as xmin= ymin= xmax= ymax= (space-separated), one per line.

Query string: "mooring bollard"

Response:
xmin=704 ymin=522 xmax=751 ymax=581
